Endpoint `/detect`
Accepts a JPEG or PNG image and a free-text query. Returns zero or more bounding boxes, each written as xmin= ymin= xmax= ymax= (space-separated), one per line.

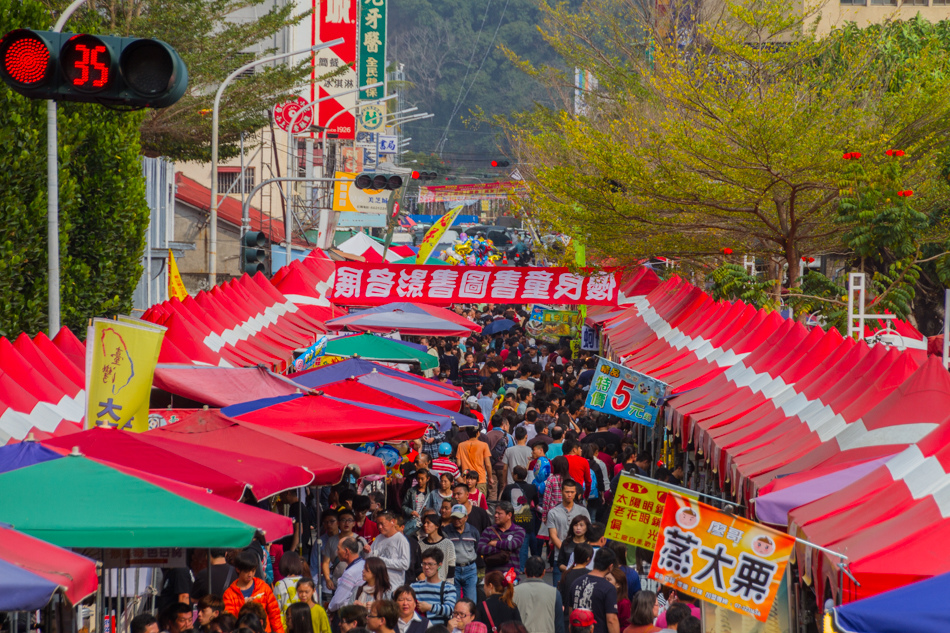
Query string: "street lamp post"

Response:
xmin=208 ymin=38 xmax=343 ymax=287
xmin=280 ymin=82 xmax=383 ymax=264
xmin=46 ymin=0 xmax=88 ymax=336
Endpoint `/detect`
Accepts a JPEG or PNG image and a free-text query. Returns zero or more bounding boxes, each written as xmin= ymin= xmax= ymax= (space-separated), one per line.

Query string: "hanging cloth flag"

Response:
xmin=86 ymin=318 xmax=166 ymax=432
xmin=416 ymin=200 xmax=470 ymax=264
xmin=168 ymin=250 xmax=188 ymax=301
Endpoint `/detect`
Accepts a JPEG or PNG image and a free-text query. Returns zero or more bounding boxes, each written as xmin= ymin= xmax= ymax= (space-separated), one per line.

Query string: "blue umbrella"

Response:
xmin=0 ymin=557 xmax=62 ymax=610
xmin=482 ymin=319 xmax=515 ymax=336
xmin=0 ymin=441 xmax=63 ymax=475
xmin=827 ymin=571 xmax=950 ymax=633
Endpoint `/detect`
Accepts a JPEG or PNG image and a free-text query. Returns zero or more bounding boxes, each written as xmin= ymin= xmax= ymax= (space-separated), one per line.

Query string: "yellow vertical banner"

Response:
xmin=416 ymin=201 xmax=465 ymax=264
xmin=168 ymin=250 xmax=188 ymax=301
xmin=85 ymin=318 xmax=166 ymax=432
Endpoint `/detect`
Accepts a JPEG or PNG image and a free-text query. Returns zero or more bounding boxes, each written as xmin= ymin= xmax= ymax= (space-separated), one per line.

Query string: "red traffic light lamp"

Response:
xmin=491 ymin=159 xmax=510 ymax=167
xmin=0 ymin=29 xmax=188 ymax=107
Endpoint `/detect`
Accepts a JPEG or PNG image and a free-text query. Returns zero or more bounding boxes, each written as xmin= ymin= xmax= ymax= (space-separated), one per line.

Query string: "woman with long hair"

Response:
xmin=403 ymin=468 xmax=433 ymax=536
xmin=392 ymin=587 xmax=428 ymax=633
xmin=355 ymin=557 xmax=393 ymax=606
xmin=557 ymin=515 xmax=592 ymax=573
xmin=623 ymin=590 xmax=660 ymax=633
xmin=417 ymin=513 xmax=456 ymax=581
xmin=427 ymin=473 xmax=455 ymax=513
xmin=607 ymin=569 xmax=631 ymax=630
xmin=274 ymin=552 xmax=307 ymax=627
xmin=475 ymin=572 xmax=521 ymax=629
xmin=285 ymin=603 xmax=315 ymax=633
xmin=536 ymin=372 xmax=553 ymax=397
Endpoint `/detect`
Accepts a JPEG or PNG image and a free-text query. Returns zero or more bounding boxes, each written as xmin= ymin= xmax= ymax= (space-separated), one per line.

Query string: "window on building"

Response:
xmin=217 ymin=167 xmax=255 ymax=194
xmin=840 ymin=0 xmax=866 ymax=4
xmin=869 ymin=0 xmax=897 ymax=4
xmin=932 ymin=0 xmax=947 ymax=5
xmin=903 ymin=0 xmax=928 ymax=5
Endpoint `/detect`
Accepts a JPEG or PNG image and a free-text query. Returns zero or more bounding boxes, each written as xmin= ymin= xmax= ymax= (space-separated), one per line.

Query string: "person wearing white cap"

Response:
xmin=443 ymin=504 xmax=480 ymax=602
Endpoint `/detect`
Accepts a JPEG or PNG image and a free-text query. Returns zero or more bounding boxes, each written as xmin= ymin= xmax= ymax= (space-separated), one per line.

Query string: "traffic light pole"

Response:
xmin=45 ymin=0 xmax=87 ymax=337
xmin=240 ymin=176 xmax=347 ymax=272
xmin=282 ymin=82 xmax=383 ymax=266
xmin=208 ymin=39 xmax=343 ymax=289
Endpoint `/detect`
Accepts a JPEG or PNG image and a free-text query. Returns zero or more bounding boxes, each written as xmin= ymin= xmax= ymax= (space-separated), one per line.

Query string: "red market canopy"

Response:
xmin=0 ymin=524 xmax=98 ymax=608
xmin=148 ymin=409 xmax=386 ymax=480
xmin=45 ymin=427 xmax=314 ymax=500
xmin=152 ymin=364 xmax=302 ymax=407
xmin=223 ymin=393 xmax=431 ymax=443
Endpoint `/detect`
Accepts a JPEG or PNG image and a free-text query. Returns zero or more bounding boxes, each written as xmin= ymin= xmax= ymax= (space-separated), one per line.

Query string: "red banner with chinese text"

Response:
xmin=330 ymin=262 xmax=619 ymax=306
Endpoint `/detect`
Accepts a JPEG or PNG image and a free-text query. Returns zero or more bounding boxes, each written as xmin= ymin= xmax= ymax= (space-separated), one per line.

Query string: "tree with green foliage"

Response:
xmin=0 ymin=0 xmax=149 ymax=337
xmin=503 ymin=0 xmax=950 ymax=332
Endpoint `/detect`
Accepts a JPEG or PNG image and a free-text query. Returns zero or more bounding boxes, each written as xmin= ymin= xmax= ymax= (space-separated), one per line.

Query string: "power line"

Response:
xmin=435 ymin=0 xmax=494 ymax=155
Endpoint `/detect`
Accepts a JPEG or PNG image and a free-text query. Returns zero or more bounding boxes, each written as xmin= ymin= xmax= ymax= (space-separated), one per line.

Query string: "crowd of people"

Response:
xmin=132 ymin=304 xmax=700 ymax=633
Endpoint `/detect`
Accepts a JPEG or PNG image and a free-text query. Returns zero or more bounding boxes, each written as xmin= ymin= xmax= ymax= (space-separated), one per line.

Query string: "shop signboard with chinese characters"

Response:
xmin=315 ymin=0 xmax=357 ymax=139
xmin=355 ymin=131 xmax=378 ymax=172
xmin=525 ymin=308 xmax=580 ymax=343
xmin=358 ymin=0 xmax=386 ymax=100
xmin=649 ymin=493 xmax=795 ymax=623
xmin=585 ymin=357 xmax=668 ymax=428
xmin=605 ymin=474 xmax=696 ymax=551
xmin=378 ymin=134 xmax=397 ymax=154
xmin=330 ymin=262 xmax=620 ymax=306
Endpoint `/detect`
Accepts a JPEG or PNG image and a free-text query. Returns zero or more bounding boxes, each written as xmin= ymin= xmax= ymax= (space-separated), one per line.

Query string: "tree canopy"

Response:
xmin=503 ymin=0 xmax=950 ymax=332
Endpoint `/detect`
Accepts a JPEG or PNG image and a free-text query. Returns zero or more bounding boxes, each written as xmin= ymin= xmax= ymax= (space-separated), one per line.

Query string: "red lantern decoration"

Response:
xmin=896 ymin=150 xmax=905 ymax=157
xmin=886 ymin=150 xmax=894 ymax=156
xmin=722 ymin=247 xmax=733 ymax=255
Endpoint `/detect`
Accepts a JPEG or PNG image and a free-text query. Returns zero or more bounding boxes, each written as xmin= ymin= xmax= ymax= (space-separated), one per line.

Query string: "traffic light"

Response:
xmin=354 ymin=173 xmax=403 ymax=190
xmin=411 ymin=171 xmax=437 ymax=181
xmin=242 ymin=231 xmax=266 ymax=276
xmin=490 ymin=159 xmax=510 ymax=167
xmin=0 ymin=29 xmax=188 ymax=107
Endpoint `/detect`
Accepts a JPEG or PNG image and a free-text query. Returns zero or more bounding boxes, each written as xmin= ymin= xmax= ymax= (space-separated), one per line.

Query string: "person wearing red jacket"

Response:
xmin=563 ymin=439 xmax=592 ymax=497
xmin=223 ymin=550 xmax=285 ymax=633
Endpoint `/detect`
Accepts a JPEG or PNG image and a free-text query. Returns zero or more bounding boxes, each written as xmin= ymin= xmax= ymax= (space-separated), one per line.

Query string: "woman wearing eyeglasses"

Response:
xmin=392 ymin=586 xmax=428 ymax=633
xmin=447 ymin=599 xmax=477 ymax=633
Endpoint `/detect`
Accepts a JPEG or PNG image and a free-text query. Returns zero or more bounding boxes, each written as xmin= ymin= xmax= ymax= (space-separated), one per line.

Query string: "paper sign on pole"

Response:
xmin=605 ymin=474 xmax=696 ymax=550
xmin=86 ymin=318 xmax=165 ymax=432
xmin=584 ymin=357 xmax=668 ymax=428
xmin=649 ymin=493 xmax=795 ymax=622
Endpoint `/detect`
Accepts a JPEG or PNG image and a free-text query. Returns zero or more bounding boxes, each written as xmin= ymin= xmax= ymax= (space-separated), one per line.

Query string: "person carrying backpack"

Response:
xmin=484 ymin=415 xmax=512 ymax=502
xmin=502 ymin=465 xmax=539 ymax=573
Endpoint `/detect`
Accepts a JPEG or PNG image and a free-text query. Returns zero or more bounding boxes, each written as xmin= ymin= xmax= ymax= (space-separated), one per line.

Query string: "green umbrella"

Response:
xmin=326 ymin=334 xmax=439 ymax=369
xmin=0 ymin=454 xmax=258 ymax=548
xmin=392 ymin=255 xmax=451 ymax=266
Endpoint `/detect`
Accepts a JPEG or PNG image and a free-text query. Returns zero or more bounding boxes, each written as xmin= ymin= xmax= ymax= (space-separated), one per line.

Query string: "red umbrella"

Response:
xmin=0 ymin=524 xmax=98 ymax=607
xmin=224 ymin=393 xmax=430 ymax=443
xmin=45 ymin=427 xmax=314 ymax=500
xmin=149 ymin=409 xmax=386 ymax=480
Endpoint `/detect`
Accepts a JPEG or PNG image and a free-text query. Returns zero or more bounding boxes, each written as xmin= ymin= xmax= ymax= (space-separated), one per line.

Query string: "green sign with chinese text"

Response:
xmin=358 ymin=0 xmax=386 ymax=100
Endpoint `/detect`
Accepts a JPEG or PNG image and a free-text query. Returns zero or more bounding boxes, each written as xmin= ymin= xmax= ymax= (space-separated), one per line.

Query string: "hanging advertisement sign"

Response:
xmin=584 ymin=357 xmax=668 ymax=427
xmin=606 ymin=474 xmax=696 ymax=550
xmin=331 ymin=262 xmax=620 ymax=306
xmin=358 ymin=0 xmax=386 ymax=100
xmin=581 ymin=325 xmax=598 ymax=351
xmin=378 ymin=134 xmax=397 ymax=154
xmin=355 ymin=131 xmax=378 ymax=172
xmin=649 ymin=493 xmax=795 ymax=623
xmin=525 ymin=309 xmax=580 ymax=343
xmin=315 ymin=0 xmax=357 ymax=139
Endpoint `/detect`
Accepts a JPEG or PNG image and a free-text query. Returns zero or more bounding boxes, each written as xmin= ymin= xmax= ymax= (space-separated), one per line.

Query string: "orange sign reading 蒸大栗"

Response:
xmin=648 ymin=493 xmax=794 ymax=623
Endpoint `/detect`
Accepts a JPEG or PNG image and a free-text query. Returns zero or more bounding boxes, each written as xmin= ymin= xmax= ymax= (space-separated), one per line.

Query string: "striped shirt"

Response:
xmin=410 ymin=580 xmax=457 ymax=626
